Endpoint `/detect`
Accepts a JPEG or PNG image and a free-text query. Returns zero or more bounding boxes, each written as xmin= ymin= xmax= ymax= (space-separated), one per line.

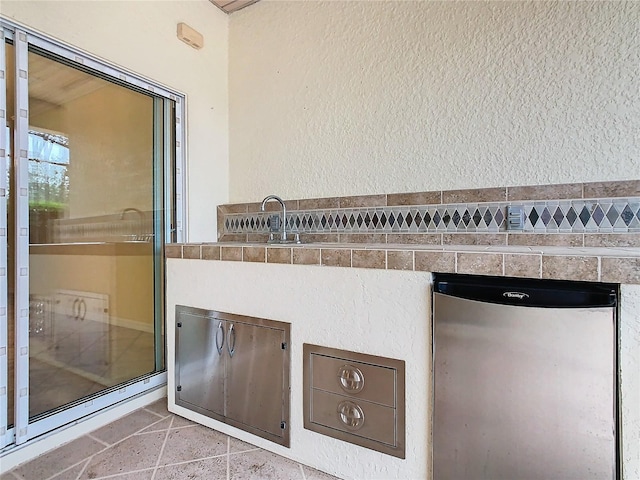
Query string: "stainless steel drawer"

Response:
xmin=311 ymin=354 xmax=396 ymax=407
xmin=303 ymin=344 xmax=405 ymax=458
xmin=310 ymin=389 xmax=397 ymax=447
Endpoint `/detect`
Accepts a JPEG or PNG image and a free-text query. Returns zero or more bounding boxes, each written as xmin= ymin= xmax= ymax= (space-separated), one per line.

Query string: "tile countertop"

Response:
xmin=165 ymin=242 xmax=640 ymax=285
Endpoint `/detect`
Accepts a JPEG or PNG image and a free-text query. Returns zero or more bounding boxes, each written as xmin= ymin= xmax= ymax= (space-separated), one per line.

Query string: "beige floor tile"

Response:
xmin=228 ymin=437 xmax=260 ymax=454
xmin=159 ymin=425 xmax=228 ymax=466
xmin=168 ymin=414 xmax=195 ymax=429
xmin=14 ymin=436 xmax=104 ymax=480
xmin=94 ymin=471 xmax=154 ymax=479
xmin=302 ymin=465 xmax=342 ymax=480
xmin=144 ymin=398 xmax=170 ymax=417
xmin=91 ymin=410 xmax=162 ymax=445
xmin=154 ymin=457 xmax=227 ymax=480
xmin=80 ymin=431 xmax=166 ymax=479
xmin=137 ymin=416 xmax=172 ymax=434
xmin=229 ymin=449 xmax=303 ymax=480
xmin=47 ymin=461 xmax=89 ymax=480
xmin=4 ymin=399 xmax=345 ymax=480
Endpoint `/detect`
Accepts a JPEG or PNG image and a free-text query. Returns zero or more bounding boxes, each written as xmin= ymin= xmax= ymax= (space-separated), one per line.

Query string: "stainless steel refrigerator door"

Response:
xmin=433 ymin=292 xmax=616 ymax=480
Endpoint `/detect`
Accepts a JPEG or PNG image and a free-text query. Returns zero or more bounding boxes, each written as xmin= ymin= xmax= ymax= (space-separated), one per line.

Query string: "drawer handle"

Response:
xmin=215 ymin=321 xmax=224 ymax=355
xmin=338 ymin=365 xmax=365 ymax=393
xmin=337 ymin=400 xmax=365 ymax=430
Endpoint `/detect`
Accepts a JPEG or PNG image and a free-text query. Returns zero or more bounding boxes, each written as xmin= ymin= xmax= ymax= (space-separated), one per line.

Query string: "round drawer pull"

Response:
xmin=338 ymin=364 xmax=365 ymax=393
xmin=337 ymin=400 xmax=365 ymax=430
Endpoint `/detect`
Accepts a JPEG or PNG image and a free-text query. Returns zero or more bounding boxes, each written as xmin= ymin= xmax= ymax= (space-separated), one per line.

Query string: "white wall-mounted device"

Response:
xmin=177 ymin=23 xmax=204 ymax=50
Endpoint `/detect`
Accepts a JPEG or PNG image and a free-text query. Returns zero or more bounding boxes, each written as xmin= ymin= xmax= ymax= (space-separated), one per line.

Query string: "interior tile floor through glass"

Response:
xmin=28 ymin=323 xmax=158 ymax=417
xmin=1 ymin=399 xmax=341 ymax=480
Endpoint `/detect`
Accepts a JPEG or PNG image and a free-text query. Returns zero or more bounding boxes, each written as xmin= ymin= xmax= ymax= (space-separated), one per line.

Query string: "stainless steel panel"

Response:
xmin=433 ymin=292 xmax=616 ymax=480
xmin=303 ymin=344 xmax=405 ymax=459
xmin=311 ymin=354 xmax=396 ymax=407
xmin=225 ymin=320 xmax=286 ymax=439
xmin=175 ymin=310 xmax=224 ymax=416
xmin=175 ymin=306 xmax=290 ymax=447
xmin=310 ymin=389 xmax=396 ymax=446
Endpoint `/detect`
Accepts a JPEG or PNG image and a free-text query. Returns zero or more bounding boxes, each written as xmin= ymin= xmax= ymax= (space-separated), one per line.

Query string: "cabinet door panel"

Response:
xmin=176 ymin=312 xmax=224 ymax=416
xmin=225 ymin=322 xmax=285 ymax=437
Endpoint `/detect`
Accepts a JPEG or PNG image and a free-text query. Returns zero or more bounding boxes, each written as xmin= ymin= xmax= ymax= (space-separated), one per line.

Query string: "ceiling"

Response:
xmin=210 ymin=0 xmax=260 ymax=14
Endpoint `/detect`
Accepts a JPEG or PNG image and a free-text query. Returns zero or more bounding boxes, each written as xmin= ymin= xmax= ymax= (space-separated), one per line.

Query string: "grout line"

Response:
xmin=150 ymin=415 xmax=174 ymax=480
xmin=142 ymin=407 xmax=166 ymax=419
xmin=538 ymin=254 xmax=543 ymax=279
xmin=227 ymin=447 xmax=261 ymax=457
xmin=8 ymin=406 xmax=175 ymax=480
xmin=135 ymin=422 xmax=196 ymax=436
xmin=299 ymin=463 xmax=307 ymax=480
xmin=74 ymin=458 xmax=91 ymax=480
xmin=226 ymin=436 xmax=231 ymax=480
xmin=168 ymin=423 xmax=197 ymax=431
xmin=157 ymin=451 xmax=230 ymax=469
xmin=88 ymin=467 xmax=155 ymax=480
xmin=133 ymin=414 xmax=173 ymax=435
xmin=39 ymin=455 xmax=89 ymax=480
xmin=86 ymin=432 xmax=111 ymax=448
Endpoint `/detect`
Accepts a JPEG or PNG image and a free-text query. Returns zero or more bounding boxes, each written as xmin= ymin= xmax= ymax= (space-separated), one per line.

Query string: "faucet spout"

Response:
xmin=260 ymin=195 xmax=287 ymax=242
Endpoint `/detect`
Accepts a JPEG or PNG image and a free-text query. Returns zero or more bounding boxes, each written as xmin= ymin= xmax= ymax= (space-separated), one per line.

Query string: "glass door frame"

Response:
xmin=0 ymin=19 xmax=186 ymax=448
xmin=0 ymin=28 xmax=9 ymax=450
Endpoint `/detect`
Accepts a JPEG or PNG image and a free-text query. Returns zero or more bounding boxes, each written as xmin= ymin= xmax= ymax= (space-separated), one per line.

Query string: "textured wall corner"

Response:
xmin=229 ymin=1 xmax=640 ymax=202
xmin=620 ymin=284 xmax=640 ymax=480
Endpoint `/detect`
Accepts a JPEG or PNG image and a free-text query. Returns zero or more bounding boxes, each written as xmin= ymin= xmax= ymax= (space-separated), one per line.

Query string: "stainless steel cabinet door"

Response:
xmin=176 ymin=312 xmax=224 ymax=416
xmin=225 ymin=321 xmax=285 ymax=438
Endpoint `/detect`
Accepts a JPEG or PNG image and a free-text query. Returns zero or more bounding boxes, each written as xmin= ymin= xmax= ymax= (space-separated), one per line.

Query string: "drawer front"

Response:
xmin=311 ymin=353 xmax=396 ymax=407
xmin=310 ymin=389 xmax=396 ymax=446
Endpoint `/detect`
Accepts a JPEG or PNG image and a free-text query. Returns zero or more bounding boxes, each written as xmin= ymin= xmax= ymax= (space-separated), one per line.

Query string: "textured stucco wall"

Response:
xmin=167 ymin=260 xmax=640 ymax=480
xmin=1 ymin=0 xmax=229 ymax=242
xmin=229 ymin=1 xmax=640 ymax=203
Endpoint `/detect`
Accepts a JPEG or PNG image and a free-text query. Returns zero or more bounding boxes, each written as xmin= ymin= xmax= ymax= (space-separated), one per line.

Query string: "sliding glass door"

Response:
xmin=0 ymin=23 xmax=184 ymax=448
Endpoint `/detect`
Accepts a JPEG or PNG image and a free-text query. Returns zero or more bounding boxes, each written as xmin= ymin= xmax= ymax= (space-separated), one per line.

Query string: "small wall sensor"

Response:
xmin=177 ymin=23 xmax=204 ymax=50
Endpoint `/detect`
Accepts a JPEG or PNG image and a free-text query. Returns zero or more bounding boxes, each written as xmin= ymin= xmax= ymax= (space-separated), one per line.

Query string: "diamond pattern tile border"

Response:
xmin=223 ymin=197 xmax=640 ymax=236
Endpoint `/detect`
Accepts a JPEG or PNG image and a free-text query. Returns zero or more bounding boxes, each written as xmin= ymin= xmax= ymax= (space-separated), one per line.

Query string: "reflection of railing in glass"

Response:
xmin=50 ymin=211 xmax=155 ymax=243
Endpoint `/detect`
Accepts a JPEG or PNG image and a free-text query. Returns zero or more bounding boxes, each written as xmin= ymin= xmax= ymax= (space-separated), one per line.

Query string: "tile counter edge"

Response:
xmin=164 ymin=243 xmax=640 ymax=285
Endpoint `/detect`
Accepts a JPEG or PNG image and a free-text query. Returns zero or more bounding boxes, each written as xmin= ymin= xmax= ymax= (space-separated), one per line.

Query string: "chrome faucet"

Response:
xmin=120 ymin=207 xmax=147 ymax=241
xmin=260 ymin=195 xmax=288 ymax=242
xmin=120 ymin=207 xmax=144 ymax=221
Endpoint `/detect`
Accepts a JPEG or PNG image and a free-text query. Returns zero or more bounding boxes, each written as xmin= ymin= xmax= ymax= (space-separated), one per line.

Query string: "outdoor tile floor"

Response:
xmin=2 ymin=399 xmax=341 ymax=480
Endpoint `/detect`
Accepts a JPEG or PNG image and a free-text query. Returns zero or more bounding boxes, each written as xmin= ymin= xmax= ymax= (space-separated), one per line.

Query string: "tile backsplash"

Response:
xmin=218 ymin=180 xmax=640 ymax=247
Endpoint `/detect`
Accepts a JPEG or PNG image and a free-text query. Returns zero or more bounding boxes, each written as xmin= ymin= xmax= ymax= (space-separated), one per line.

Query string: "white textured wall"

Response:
xmin=167 ymin=260 xmax=432 ymax=480
xmin=167 ymin=260 xmax=640 ymax=480
xmin=229 ymin=1 xmax=640 ymax=203
xmin=1 ymin=0 xmax=229 ymax=241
